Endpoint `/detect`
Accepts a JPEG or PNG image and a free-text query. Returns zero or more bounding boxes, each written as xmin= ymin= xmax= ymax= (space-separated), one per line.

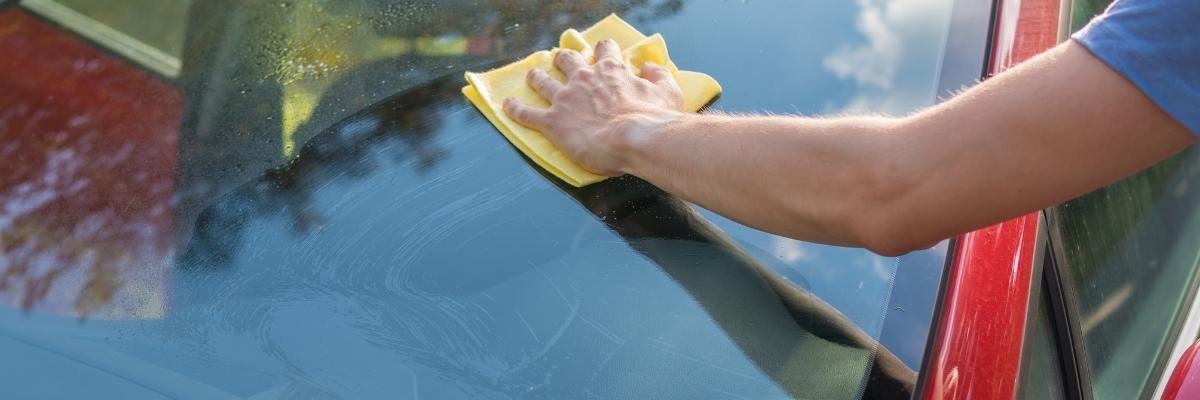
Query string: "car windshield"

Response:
xmin=0 ymin=0 xmax=972 ymax=398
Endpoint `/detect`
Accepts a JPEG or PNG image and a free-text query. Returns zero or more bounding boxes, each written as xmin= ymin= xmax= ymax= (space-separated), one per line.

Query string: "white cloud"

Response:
xmin=823 ymin=0 xmax=903 ymax=89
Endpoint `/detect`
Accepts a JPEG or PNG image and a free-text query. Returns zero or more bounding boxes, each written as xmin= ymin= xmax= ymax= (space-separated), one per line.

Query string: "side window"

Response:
xmin=1046 ymin=2 xmax=1200 ymax=400
xmin=1048 ymin=147 xmax=1200 ymax=400
xmin=1069 ymin=0 xmax=1111 ymax=30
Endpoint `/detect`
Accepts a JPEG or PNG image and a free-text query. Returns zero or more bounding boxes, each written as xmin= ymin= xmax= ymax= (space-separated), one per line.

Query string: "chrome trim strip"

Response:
xmin=20 ymin=0 xmax=180 ymax=78
xmin=1057 ymin=0 xmax=1074 ymax=41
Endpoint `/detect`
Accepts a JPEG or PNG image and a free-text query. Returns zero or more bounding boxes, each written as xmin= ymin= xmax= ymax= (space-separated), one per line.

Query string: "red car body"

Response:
xmin=2 ymin=0 xmax=1196 ymax=398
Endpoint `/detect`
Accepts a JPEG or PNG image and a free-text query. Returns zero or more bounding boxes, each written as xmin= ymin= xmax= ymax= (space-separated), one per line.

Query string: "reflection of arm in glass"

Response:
xmin=553 ymin=174 xmax=917 ymax=399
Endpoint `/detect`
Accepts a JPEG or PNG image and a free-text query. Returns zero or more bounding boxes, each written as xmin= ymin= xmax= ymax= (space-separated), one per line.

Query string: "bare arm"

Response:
xmin=505 ymin=40 xmax=1195 ymax=256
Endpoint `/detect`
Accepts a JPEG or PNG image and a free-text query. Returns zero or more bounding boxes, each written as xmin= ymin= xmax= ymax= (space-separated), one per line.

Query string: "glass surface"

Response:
xmin=1047 ymin=3 xmax=1200 ymax=399
xmin=1070 ymin=0 xmax=1111 ymax=32
xmin=0 ymin=0 xmax=967 ymax=398
xmin=1050 ymin=148 xmax=1200 ymax=400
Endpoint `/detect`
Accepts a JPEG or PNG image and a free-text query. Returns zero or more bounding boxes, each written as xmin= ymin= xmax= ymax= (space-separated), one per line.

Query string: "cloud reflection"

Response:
xmin=822 ymin=0 xmax=954 ymax=115
xmin=771 ymin=237 xmax=814 ymax=264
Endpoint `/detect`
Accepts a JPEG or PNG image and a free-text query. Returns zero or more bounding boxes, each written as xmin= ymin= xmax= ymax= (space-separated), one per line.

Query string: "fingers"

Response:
xmin=503 ymin=98 xmax=550 ymax=131
xmin=594 ymin=39 xmax=621 ymax=62
xmin=527 ymin=69 xmax=563 ymax=101
xmin=642 ymin=62 xmax=682 ymax=91
xmin=641 ymin=62 xmax=684 ymax=108
xmin=641 ymin=62 xmax=674 ymax=84
xmin=555 ymin=49 xmax=588 ymax=77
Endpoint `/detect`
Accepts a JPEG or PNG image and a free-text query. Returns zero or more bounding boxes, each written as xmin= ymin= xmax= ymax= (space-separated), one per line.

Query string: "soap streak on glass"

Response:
xmin=0 ymin=0 xmax=962 ymax=399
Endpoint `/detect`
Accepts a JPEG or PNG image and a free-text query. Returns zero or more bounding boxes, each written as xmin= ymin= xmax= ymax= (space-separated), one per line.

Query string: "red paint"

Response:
xmin=988 ymin=0 xmax=1063 ymax=75
xmin=921 ymin=214 xmax=1040 ymax=400
xmin=0 ymin=10 xmax=181 ymax=318
xmin=921 ymin=0 xmax=1062 ymax=399
xmin=1164 ymin=341 xmax=1200 ymax=400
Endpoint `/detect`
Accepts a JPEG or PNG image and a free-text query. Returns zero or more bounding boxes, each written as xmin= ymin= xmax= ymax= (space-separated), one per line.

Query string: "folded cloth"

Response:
xmin=463 ymin=14 xmax=722 ymax=187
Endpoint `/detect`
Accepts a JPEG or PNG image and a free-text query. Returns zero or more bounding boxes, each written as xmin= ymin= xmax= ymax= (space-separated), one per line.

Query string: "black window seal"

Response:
xmin=1043 ymin=208 xmax=1095 ymax=400
xmin=979 ymin=0 xmax=1000 ymax=79
xmin=1016 ymin=212 xmax=1067 ymax=400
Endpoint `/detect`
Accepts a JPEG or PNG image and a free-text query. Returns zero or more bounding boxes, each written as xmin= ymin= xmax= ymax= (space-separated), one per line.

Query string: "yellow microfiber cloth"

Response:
xmin=463 ymin=14 xmax=722 ymax=187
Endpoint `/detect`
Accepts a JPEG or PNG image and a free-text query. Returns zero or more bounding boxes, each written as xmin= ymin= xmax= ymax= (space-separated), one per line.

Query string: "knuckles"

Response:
xmin=526 ymin=70 xmax=545 ymax=84
xmin=571 ymin=68 xmax=597 ymax=82
xmin=556 ymin=51 xmax=582 ymax=66
xmin=596 ymin=58 xmax=624 ymax=70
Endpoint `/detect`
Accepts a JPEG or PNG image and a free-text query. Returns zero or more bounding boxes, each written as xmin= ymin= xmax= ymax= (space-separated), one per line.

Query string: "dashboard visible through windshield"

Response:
xmin=0 ymin=0 xmax=983 ymax=398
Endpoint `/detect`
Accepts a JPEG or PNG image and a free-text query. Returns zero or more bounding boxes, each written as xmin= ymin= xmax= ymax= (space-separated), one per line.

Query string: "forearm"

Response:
xmin=509 ymin=40 xmax=1193 ymax=256
xmin=622 ymin=42 xmax=1194 ymax=256
xmin=622 ymin=112 xmax=913 ymax=252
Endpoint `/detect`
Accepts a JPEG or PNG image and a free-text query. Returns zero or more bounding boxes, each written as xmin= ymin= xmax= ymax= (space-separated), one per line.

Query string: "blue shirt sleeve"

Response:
xmin=1072 ymin=0 xmax=1200 ymax=137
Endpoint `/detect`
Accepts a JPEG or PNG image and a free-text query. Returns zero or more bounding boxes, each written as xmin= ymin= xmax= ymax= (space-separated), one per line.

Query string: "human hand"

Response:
xmin=503 ymin=39 xmax=686 ymax=176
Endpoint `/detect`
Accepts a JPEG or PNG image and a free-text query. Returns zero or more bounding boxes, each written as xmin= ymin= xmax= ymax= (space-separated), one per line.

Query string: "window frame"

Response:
xmin=1042 ymin=187 xmax=1200 ymax=400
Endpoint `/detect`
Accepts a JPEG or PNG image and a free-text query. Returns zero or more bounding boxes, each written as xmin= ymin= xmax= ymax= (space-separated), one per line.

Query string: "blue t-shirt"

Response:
xmin=1073 ymin=0 xmax=1200 ymax=136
